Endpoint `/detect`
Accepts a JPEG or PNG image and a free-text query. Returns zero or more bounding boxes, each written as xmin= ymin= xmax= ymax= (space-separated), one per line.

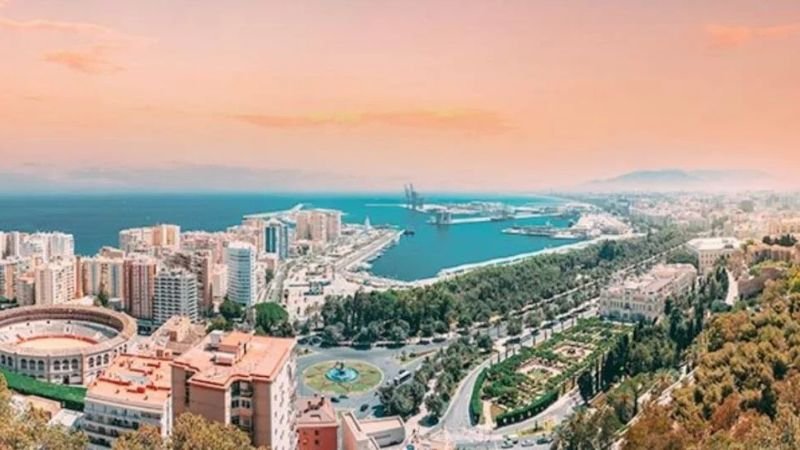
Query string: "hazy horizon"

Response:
xmin=2 ymin=0 xmax=800 ymax=192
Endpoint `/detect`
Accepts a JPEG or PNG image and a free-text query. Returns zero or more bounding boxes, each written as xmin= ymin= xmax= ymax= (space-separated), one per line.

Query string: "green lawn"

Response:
xmin=1 ymin=368 xmax=86 ymax=411
xmin=303 ymin=360 xmax=384 ymax=395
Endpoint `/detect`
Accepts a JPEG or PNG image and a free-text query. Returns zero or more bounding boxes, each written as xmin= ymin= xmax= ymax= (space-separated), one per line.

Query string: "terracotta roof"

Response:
xmin=297 ymin=395 xmax=338 ymax=428
xmin=172 ymin=332 xmax=294 ymax=388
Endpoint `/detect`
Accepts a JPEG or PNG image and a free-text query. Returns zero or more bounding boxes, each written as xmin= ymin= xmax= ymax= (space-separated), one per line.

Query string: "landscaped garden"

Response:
xmin=303 ymin=360 xmax=384 ymax=395
xmin=471 ymin=318 xmax=631 ymax=427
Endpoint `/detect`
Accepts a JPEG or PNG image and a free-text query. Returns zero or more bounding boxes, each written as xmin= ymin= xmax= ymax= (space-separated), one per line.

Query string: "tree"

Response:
xmin=254 ymin=302 xmax=291 ymax=336
xmin=577 ymin=370 xmax=595 ymax=404
xmin=425 ymin=394 xmax=445 ymax=421
xmin=555 ymin=407 xmax=621 ymax=450
xmin=507 ymin=318 xmax=523 ymax=336
xmin=0 ymin=374 xmax=88 ymax=450
xmin=206 ymin=315 xmax=230 ymax=333
xmin=96 ymin=289 xmax=109 ymax=308
xmin=219 ymin=298 xmax=243 ymax=322
xmin=170 ymin=413 xmax=255 ymax=450
xmin=113 ymin=425 xmax=164 ymax=450
xmin=477 ymin=334 xmax=493 ymax=352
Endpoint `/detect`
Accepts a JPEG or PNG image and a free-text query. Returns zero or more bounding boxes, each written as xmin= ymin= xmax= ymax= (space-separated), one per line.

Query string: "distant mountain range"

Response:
xmin=579 ymin=169 xmax=770 ymax=192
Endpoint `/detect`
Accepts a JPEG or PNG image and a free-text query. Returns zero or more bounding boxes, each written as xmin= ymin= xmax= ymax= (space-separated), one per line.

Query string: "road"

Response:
xmin=426 ymin=241 xmax=688 ymax=445
xmin=296 ymin=340 xmax=449 ymax=418
xmin=725 ymin=269 xmax=738 ymax=306
xmin=431 ymin=303 xmax=597 ymax=441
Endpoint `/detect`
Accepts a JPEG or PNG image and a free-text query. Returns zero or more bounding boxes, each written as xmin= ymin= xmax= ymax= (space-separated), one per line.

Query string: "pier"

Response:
xmin=429 ymin=212 xmax=544 ymax=225
xmin=243 ymin=203 xmax=304 ymax=220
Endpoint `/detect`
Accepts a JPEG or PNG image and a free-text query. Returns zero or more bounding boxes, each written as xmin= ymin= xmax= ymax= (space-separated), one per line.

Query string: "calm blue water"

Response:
xmin=0 ymin=193 xmax=575 ymax=281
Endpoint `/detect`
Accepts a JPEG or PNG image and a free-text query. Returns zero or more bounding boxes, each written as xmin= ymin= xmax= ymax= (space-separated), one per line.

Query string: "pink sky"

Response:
xmin=1 ymin=0 xmax=799 ymax=192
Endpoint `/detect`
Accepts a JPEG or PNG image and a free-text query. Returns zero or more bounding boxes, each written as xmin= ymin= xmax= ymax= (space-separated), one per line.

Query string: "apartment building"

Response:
xmin=82 ymin=353 xmax=173 ymax=449
xmin=297 ymin=395 xmax=338 ymax=450
xmin=153 ymin=269 xmax=198 ymax=326
xmin=34 ymin=257 xmax=76 ymax=305
xmin=171 ymin=331 xmax=297 ymax=450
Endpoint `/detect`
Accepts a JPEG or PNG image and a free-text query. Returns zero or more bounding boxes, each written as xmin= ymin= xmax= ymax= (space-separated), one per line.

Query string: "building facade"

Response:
xmin=153 ymin=269 xmax=198 ymax=326
xmin=82 ymin=256 xmax=125 ymax=300
xmin=34 ymin=257 xmax=76 ymax=305
xmin=82 ymin=353 xmax=173 ymax=449
xmin=688 ymin=237 xmax=741 ymax=274
xmin=599 ymin=263 xmax=697 ymax=322
xmin=297 ymin=396 xmax=338 ymax=450
xmin=265 ymin=220 xmax=289 ymax=260
xmin=171 ymin=331 xmax=297 ymax=450
xmin=226 ymin=242 xmax=257 ymax=306
xmin=124 ymin=256 xmax=158 ymax=321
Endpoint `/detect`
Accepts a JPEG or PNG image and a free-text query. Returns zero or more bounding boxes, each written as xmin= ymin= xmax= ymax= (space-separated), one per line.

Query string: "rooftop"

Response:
xmin=86 ymin=353 xmax=173 ymax=411
xmin=688 ymin=237 xmax=741 ymax=251
xmin=172 ymin=331 xmax=294 ymax=388
xmin=297 ymin=395 xmax=338 ymax=428
xmin=144 ymin=315 xmax=205 ymax=356
xmin=356 ymin=416 xmax=405 ymax=434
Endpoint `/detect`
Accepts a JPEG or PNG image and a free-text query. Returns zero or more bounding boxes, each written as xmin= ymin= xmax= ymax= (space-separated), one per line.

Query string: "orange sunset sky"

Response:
xmin=1 ymin=0 xmax=799 ymax=192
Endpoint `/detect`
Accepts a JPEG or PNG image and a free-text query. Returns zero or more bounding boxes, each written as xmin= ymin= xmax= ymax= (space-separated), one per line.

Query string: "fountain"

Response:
xmin=325 ymin=361 xmax=360 ymax=383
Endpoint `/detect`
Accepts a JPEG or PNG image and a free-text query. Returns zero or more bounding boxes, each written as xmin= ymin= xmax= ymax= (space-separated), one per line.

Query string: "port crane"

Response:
xmin=404 ymin=183 xmax=424 ymax=211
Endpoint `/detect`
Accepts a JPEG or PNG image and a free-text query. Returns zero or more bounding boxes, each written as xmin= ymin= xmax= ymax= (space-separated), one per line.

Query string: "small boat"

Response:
xmin=402 ymin=229 xmax=416 ymax=236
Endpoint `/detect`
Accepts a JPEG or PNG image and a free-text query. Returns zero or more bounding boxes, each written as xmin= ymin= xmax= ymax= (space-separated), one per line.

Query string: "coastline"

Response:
xmin=368 ymin=233 xmax=644 ymax=287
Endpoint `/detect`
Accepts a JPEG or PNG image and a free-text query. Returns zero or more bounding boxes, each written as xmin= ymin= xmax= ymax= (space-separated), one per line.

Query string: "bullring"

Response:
xmin=0 ymin=305 xmax=137 ymax=385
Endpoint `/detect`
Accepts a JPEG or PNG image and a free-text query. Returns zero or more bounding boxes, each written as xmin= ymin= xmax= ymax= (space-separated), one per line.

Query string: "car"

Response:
xmin=330 ymin=397 xmax=340 ymax=403
xmin=521 ymin=440 xmax=535 ymax=447
xmin=418 ymin=339 xmax=431 ymax=345
xmin=500 ymin=441 xmax=514 ymax=449
xmin=504 ymin=435 xmax=519 ymax=444
xmin=536 ymin=435 xmax=553 ymax=445
xmin=360 ymin=403 xmax=370 ymax=412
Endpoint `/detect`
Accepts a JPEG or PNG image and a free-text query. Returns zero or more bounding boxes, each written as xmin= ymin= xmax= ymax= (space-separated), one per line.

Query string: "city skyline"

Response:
xmin=2 ymin=0 xmax=800 ymax=192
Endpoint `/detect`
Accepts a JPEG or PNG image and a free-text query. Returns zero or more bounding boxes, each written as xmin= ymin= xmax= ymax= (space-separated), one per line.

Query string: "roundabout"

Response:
xmin=304 ymin=360 xmax=384 ymax=395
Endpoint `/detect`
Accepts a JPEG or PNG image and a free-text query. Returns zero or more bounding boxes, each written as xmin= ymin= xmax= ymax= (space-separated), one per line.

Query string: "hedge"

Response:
xmin=470 ymin=369 xmax=487 ymax=425
xmin=1 ymin=368 xmax=86 ymax=411
xmin=496 ymin=389 xmax=559 ymax=427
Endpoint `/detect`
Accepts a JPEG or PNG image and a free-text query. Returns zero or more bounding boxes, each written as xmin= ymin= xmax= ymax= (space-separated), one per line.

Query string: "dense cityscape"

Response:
xmin=3 ymin=1 xmax=799 ymax=449
xmin=0 ymin=189 xmax=799 ymax=449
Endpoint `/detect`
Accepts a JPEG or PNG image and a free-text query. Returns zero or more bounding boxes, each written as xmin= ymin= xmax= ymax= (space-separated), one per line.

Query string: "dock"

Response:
xmin=243 ymin=203 xmax=304 ymax=220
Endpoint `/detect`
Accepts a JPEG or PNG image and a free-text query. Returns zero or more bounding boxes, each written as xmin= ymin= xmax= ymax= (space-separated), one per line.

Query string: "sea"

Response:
xmin=0 ymin=193 xmax=576 ymax=281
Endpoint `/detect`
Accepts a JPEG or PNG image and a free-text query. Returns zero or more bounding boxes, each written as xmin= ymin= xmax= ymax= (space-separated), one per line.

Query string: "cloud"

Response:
xmin=230 ymin=109 xmax=509 ymax=133
xmin=42 ymin=46 xmax=122 ymax=74
xmin=0 ymin=15 xmax=151 ymax=46
xmin=706 ymin=22 xmax=800 ymax=48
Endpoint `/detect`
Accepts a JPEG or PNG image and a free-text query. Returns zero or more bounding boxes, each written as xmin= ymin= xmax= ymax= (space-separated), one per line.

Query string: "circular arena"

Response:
xmin=0 ymin=305 xmax=137 ymax=386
